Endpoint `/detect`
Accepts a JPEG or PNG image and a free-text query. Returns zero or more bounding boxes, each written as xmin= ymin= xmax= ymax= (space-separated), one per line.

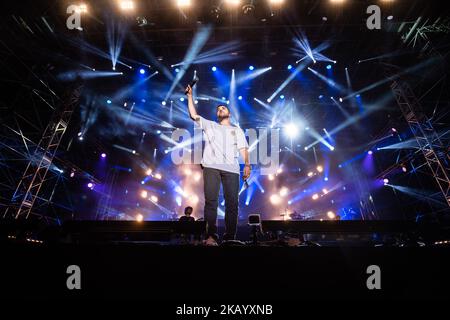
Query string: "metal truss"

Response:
xmin=402 ymin=17 xmax=450 ymax=54
xmin=3 ymin=83 xmax=83 ymax=220
xmin=391 ymin=80 xmax=450 ymax=208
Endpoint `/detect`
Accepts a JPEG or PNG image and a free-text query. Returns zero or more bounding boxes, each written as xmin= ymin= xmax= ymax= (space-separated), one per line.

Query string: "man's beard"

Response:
xmin=218 ymin=114 xmax=230 ymax=122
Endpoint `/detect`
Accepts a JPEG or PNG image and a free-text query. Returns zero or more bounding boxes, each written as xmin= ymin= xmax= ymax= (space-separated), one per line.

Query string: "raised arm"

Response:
xmin=185 ymin=85 xmax=199 ymax=121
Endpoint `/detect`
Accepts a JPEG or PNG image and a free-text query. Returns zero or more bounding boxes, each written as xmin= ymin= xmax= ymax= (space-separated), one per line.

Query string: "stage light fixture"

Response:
xmin=162 ymin=101 xmax=167 ymax=106
xmin=155 ymin=173 xmax=162 ymax=180
xmin=238 ymin=96 xmax=243 ymax=100
xmin=101 ymin=153 xmax=106 ymax=158
xmin=326 ymin=64 xmax=332 ymax=70
xmin=279 ymin=187 xmax=289 ymax=197
xmin=106 ymin=99 xmax=112 ymax=104
xmin=211 ymin=66 xmax=217 ymax=72
xmin=176 ymin=0 xmax=192 ymax=8
xmin=249 ymin=65 xmax=255 ymax=71
xmin=268 ymin=174 xmax=275 ymax=181
xmin=383 ymin=178 xmax=389 ymax=185
xmin=327 ymin=211 xmax=336 ymax=219
xmin=87 ymin=183 xmax=94 ymax=189
xmin=118 ymin=0 xmax=135 ymax=11
xmin=270 ymin=194 xmax=281 ymax=205
xmin=225 ymin=0 xmax=241 ymax=7
xmin=277 ymin=167 xmax=283 ymax=174
xmin=312 ymin=193 xmax=319 ymax=200
xmin=76 ymin=4 xmax=88 ymax=13
xmin=146 ymin=168 xmax=153 ymax=176
xmin=269 ymin=0 xmax=285 ymax=5
xmin=140 ymin=190 xmax=148 ymax=199
xmin=368 ymin=150 xmax=373 ymax=155
xmin=150 ymin=195 xmax=159 ymax=203
xmin=136 ymin=214 xmax=144 ymax=222
xmin=307 ymin=171 xmax=314 ymax=177
xmin=284 ymin=123 xmax=299 ymax=138
xmin=316 ymin=165 xmax=323 ymax=173
xmin=287 ymin=64 xmax=293 ymax=70
xmin=139 ymin=68 xmax=145 ymax=74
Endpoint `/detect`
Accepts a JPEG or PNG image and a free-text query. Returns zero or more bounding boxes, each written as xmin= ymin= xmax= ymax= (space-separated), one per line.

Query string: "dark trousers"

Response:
xmin=203 ymin=167 xmax=240 ymax=241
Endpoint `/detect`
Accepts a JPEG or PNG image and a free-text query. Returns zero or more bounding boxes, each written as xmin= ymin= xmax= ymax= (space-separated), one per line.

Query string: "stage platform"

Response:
xmin=1 ymin=242 xmax=450 ymax=301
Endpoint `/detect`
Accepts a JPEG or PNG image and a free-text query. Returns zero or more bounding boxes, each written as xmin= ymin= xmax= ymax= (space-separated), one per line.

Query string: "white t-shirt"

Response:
xmin=195 ymin=116 xmax=248 ymax=175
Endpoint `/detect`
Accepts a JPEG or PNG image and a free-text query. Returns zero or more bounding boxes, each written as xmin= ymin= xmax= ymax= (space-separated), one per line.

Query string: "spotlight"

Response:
xmin=176 ymin=0 xmax=191 ymax=8
xmin=368 ymin=150 xmax=373 ymax=155
xmin=140 ymin=190 xmax=148 ymax=199
xmin=180 ymin=97 xmax=185 ymax=102
xmin=78 ymin=136 xmax=84 ymax=141
xmin=162 ymin=101 xmax=167 ymax=106
xmin=118 ymin=0 xmax=135 ymax=11
xmin=339 ymin=97 xmax=343 ymax=103
xmin=307 ymin=172 xmax=314 ymax=177
xmin=184 ymin=168 xmax=192 ymax=176
xmin=175 ymin=68 xmax=180 ymax=73
xmin=322 ymin=188 xmax=328 ymax=195
xmin=324 ymin=177 xmax=329 ymax=181
xmin=280 ymin=95 xmax=285 ymax=99
xmin=150 ymin=195 xmax=159 ymax=203
xmin=279 ymin=187 xmax=289 ymax=197
xmin=139 ymin=68 xmax=146 ymax=74
xmin=312 ymin=194 xmax=319 ymax=200
xmin=238 ymin=96 xmax=243 ymax=100
xmin=356 ymin=94 xmax=361 ymax=98
xmin=326 ymin=64 xmax=332 ymax=70
xmin=287 ymin=64 xmax=293 ymax=70
xmin=211 ymin=66 xmax=217 ymax=72
xmin=284 ymin=123 xmax=299 ymax=138
xmin=136 ymin=214 xmax=144 ymax=222
xmin=154 ymin=173 xmax=162 ymax=180
xmin=327 ymin=211 xmax=336 ymax=219
xmin=269 ymin=0 xmax=285 ymax=5
xmin=146 ymin=168 xmax=153 ymax=175
xmin=106 ymin=99 xmax=112 ymax=104
xmin=277 ymin=167 xmax=283 ymax=174
xmin=225 ymin=0 xmax=241 ymax=7
xmin=242 ymin=3 xmax=255 ymax=15
xmin=270 ymin=194 xmax=281 ymax=205
xmin=101 ymin=153 xmax=106 ymax=158
xmin=268 ymin=174 xmax=275 ymax=181
xmin=249 ymin=65 xmax=255 ymax=71
xmin=316 ymin=165 xmax=324 ymax=173
xmin=329 ymin=146 xmax=335 ymax=151
xmin=402 ymin=166 xmax=407 ymax=173
xmin=87 ymin=183 xmax=94 ymax=189
xmin=190 ymin=194 xmax=199 ymax=204
xmin=318 ymin=95 xmax=324 ymax=99
xmin=76 ymin=4 xmax=88 ymax=13
xmin=383 ymin=178 xmax=389 ymax=185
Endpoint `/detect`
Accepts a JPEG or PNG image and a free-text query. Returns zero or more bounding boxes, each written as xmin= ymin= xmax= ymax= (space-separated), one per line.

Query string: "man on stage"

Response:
xmin=185 ymin=85 xmax=250 ymax=246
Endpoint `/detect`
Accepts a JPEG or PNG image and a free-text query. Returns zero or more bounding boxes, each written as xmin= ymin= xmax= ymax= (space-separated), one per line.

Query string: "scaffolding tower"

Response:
xmin=391 ymin=80 xmax=450 ymax=208
xmin=3 ymin=82 xmax=83 ymax=220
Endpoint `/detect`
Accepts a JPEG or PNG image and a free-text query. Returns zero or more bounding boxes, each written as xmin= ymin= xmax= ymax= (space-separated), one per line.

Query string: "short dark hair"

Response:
xmin=184 ymin=206 xmax=193 ymax=215
xmin=216 ymin=104 xmax=229 ymax=111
